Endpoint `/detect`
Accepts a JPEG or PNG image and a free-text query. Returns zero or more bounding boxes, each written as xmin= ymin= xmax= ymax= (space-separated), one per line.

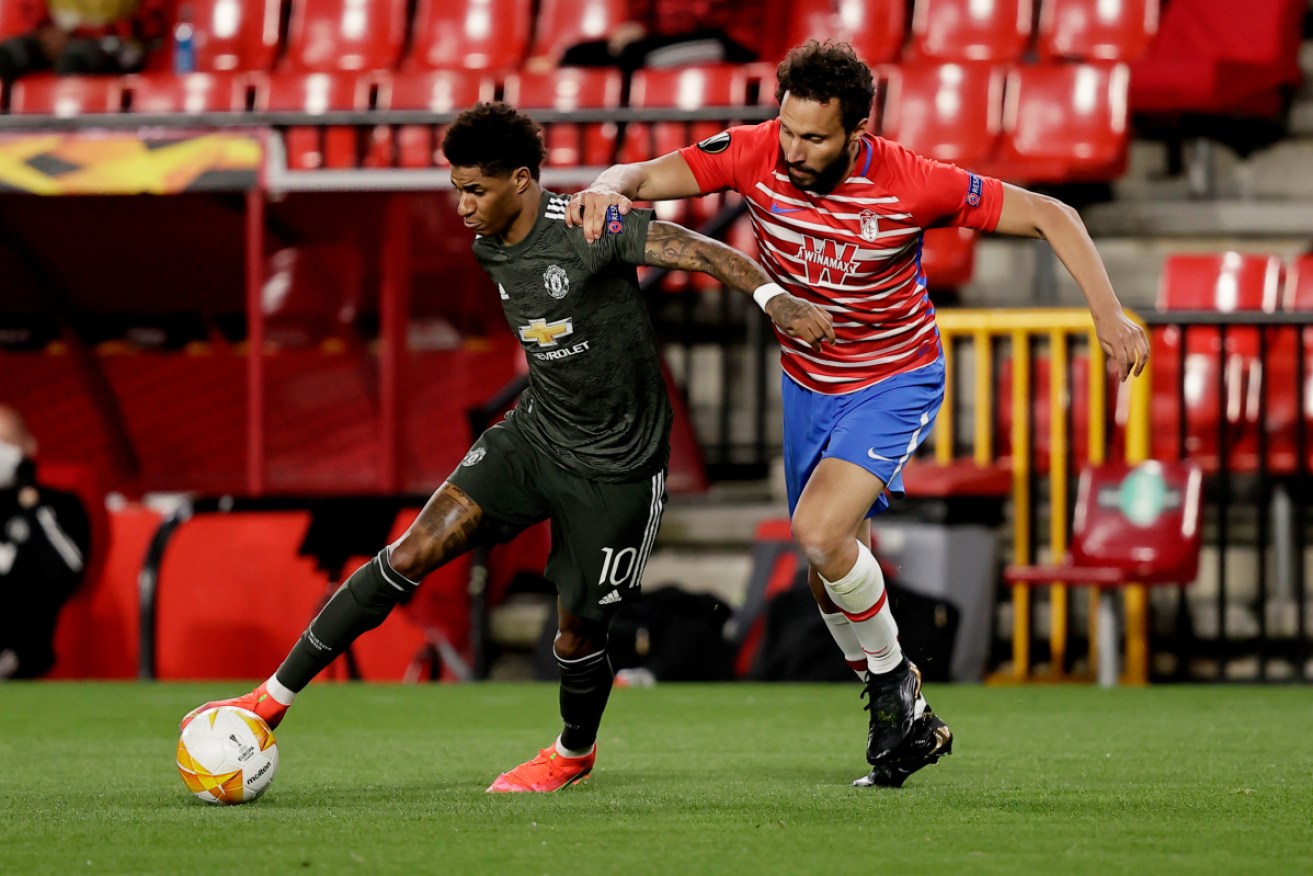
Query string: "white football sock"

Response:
xmin=555 ymin=737 xmax=594 ymax=759
xmin=819 ymin=539 xmax=903 ymax=674
xmin=819 ymin=608 xmax=868 ymax=679
xmin=264 ymin=674 xmax=297 ymax=706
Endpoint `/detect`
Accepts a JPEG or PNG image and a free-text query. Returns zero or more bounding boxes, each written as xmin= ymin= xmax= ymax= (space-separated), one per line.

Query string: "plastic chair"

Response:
xmin=501 ymin=68 xmax=622 ymax=166
xmin=282 ymin=0 xmax=407 ymax=72
xmin=525 ymin=0 xmax=628 ymax=69
xmin=253 ymin=71 xmax=370 ymax=169
xmin=994 ymin=62 xmax=1130 ymax=184
xmin=9 ymin=75 xmax=122 ymax=116
xmin=124 ymin=72 xmax=246 ymax=114
xmin=1037 ymin=0 xmax=1159 ymax=62
xmin=182 ymin=0 xmax=281 ymax=72
xmin=408 ymin=0 xmax=533 ymax=73
xmin=909 ymin=0 xmax=1034 ymax=63
xmin=877 ymin=62 xmax=1004 ymax=169
xmin=1004 ymin=460 xmax=1203 ymax=685
xmin=368 ymin=69 xmax=495 ymax=168
xmin=775 ymin=0 xmax=907 ymax=65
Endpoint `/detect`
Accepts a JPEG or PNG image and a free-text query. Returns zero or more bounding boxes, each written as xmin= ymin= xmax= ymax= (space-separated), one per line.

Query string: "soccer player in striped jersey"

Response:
xmin=180 ymin=103 xmax=830 ymax=793
xmin=568 ymin=40 xmax=1149 ymax=787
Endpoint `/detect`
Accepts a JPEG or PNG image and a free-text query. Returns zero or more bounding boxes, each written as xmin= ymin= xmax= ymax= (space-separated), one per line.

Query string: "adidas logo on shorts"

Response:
xmin=598 ymin=590 xmax=621 ymax=606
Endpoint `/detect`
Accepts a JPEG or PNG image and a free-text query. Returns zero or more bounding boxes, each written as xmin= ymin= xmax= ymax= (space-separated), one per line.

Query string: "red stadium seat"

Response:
xmin=1004 ymin=460 xmax=1202 ymax=685
xmin=8 ymin=75 xmax=122 ymax=115
xmin=1151 ymin=252 xmax=1285 ymax=470
xmin=877 ymin=62 xmax=1004 ymax=170
xmin=622 ymin=65 xmax=751 ymax=163
xmin=283 ymin=0 xmax=407 ymax=72
xmin=920 ymin=226 xmax=976 ymax=290
xmin=0 ymin=0 xmax=43 ymax=39
xmin=994 ymin=62 xmax=1130 ymax=184
xmin=774 ymin=0 xmax=907 ymax=65
xmin=124 ymin=72 xmax=246 ymax=113
xmin=526 ymin=0 xmax=628 ymax=69
xmin=910 ymin=0 xmax=1034 ymax=63
xmin=409 ymin=0 xmax=533 ymax=73
xmin=1259 ymin=254 xmax=1313 ymax=473
xmin=184 ymin=0 xmax=281 ymax=72
xmin=997 ymin=353 xmax=1104 ymax=472
xmin=369 ymin=70 xmax=496 ymax=168
xmin=254 ymin=72 xmax=370 ymax=169
xmin=1037 ymin=0 xmax=1159 ymax=62
xmin=501 ymin=68 xmax=622 ymax=166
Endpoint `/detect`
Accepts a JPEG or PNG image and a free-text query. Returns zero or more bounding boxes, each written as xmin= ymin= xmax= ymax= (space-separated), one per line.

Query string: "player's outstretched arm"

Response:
xmin=567 ymin=153 xmax=703 ymax=243
xmin=993 ymin=184 xmax=1149 ymax=381
xmin=643 ymin=220 xmax=835 ymax=351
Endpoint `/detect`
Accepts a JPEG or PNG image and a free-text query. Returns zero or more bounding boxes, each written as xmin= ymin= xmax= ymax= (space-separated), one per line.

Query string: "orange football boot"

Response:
xmin=179 ymin=681 xmax=289 ymax=732
xmin=486 ymin=744 xmax=596 ymax=793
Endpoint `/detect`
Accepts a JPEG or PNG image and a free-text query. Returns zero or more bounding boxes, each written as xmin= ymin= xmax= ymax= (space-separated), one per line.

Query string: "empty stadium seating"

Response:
xmin=369 ymin=69 xmax=495 ymax=167
xmin=0 ymin=0 xmax=41 ymax=40
xmin=184 ymin=0 xmax=282 ymax=72
xmin=253 ymin=71 xmax=369 ymax=169
xmin=909 ymin=0 xmax=1035 ymax=63
xmin=920 ymin=226 xmax=977 ymax=291
xmin=994 ymin=62 xmax=1130 ymax=183
xmin=774 ymin=0 xmax=907 ymax=66
xmin=1037 ymin=0 xmax=1159 ymax=62
xmin=9 ymin=75 xmax=121 ymax=116
xmin=525 ymin=0 xmax=627 ymax=69
xmin=283 ymin=0 xmax=407 ymax=72
xmin=878 ymin=62 xmax=1004 ymax=170
xmin=502 ymin=68 xmax=622 ymax=166
xmin=622 ymin=65 xmax=751 ymax=163
xmin=408 ymin=0 xmax=534 ymax=72
xmin=125 ymin=72 xmax=246 ymax=114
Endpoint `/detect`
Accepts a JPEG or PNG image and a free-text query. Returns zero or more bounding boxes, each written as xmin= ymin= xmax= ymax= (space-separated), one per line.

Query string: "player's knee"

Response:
xmin=553 ymin=628 xmax=604 ymax=661
xmin=387 ymin=532 xmax=437 ymax=582
xmin=790 ymin=516 xmax=848 ymax=570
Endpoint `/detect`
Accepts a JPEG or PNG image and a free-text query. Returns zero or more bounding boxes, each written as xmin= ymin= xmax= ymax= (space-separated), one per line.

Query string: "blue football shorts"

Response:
xmin=781 ymin=356 xmax=946 ymax=519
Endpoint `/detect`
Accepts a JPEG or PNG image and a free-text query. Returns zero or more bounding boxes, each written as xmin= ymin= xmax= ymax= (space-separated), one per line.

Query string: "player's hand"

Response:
xmin=1093 ymin=309 xmax=1149 ymax=382
xmin=765 ymin=294 xmax=835 ymax=352
xmin=566 ymin=188 xmax=632 ymax=244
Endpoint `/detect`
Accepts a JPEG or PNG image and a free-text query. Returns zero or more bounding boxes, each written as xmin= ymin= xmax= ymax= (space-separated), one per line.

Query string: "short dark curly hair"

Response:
xmin=775 ymin=40 xmax=875 ymax=133
xmin=441 ymin=102 xmax=548 ymax=180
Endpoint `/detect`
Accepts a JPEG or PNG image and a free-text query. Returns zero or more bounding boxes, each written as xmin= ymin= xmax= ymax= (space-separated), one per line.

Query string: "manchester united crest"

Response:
xmin=859 ymin=210 xmax=879 ymax=242
xmin=543 ymin=264 xmax=570 ymax=299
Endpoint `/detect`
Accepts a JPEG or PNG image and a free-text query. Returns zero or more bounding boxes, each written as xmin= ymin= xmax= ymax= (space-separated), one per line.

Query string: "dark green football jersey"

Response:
xmin=471 ymin=190 xmax=672 ymax=482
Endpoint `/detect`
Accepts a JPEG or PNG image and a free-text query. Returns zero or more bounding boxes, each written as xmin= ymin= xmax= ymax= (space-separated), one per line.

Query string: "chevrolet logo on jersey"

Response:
xmin=519 ymin=317 xmax=574 ymax=348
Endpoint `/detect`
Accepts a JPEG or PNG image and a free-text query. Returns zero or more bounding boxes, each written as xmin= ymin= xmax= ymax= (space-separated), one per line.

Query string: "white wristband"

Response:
xmin=752 ymin=283 xmax=788 ymax=313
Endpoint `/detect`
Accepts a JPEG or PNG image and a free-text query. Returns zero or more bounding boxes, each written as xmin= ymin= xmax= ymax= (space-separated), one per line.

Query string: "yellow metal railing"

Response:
xmin=934 ymin=309 xmax=1153 ymax=684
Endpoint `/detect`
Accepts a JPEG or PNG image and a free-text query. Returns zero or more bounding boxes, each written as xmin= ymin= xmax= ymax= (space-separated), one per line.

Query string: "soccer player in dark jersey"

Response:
xmin=567 ymin=41 xmax=1150 ymax=787
xmin=180 ymin=102 xmax=832 ymax=794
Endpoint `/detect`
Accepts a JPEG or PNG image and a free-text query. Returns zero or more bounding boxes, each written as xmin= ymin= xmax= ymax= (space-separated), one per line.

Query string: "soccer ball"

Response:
xmin=176 ymin=706 xmax=279 ymax=804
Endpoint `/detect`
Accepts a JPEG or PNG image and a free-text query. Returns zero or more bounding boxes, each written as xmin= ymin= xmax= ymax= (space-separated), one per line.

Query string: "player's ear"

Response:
xmin=513 ymin=167 xmax=532 ymax=194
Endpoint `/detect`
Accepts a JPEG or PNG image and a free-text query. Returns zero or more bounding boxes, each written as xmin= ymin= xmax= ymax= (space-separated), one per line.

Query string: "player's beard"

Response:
xmin=785 ymin=150 xmax=852 ymax=195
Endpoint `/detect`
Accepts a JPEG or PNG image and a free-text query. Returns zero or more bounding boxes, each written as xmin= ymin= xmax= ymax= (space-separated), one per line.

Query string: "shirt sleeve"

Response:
xmin=676 ymin=122 xmax=766 ymax=196
xmin=887 ymin=142 xmax=1004 ymax=232
xmin=568 ymin=205 xmax=655 ymax=272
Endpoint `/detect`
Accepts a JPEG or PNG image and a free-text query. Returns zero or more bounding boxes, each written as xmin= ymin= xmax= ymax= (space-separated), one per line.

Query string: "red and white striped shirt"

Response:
xmin=679 ymin=119 xmax=1003 ymax=394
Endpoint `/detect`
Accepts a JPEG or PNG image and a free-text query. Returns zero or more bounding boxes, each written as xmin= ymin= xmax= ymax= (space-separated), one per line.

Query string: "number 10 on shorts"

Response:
xmin=598 ymin=547 xmax=640 ymax=589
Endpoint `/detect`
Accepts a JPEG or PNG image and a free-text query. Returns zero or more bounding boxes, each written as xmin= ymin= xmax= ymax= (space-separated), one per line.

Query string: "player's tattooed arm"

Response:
xmin=643 ymin=221 xmax=835 ymax=350
xmin=643 ymin=220 xmax=769 ymax=292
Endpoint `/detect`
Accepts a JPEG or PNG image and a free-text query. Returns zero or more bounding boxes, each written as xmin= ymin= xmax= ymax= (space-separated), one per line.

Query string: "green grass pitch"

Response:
xmin=2 ymin=682 xmax=1310 ymax=875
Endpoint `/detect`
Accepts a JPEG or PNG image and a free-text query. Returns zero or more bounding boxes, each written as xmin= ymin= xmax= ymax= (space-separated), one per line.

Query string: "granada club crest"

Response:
xmin=543 ymin=264 xmax=570 ymax=299
xmin=859 ymin=210 xmax=879 ymax=242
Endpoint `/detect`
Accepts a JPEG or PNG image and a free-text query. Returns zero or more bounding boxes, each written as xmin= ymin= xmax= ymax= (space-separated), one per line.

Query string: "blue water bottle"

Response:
xmin=173 ymin=4 xmax=196 ymax=74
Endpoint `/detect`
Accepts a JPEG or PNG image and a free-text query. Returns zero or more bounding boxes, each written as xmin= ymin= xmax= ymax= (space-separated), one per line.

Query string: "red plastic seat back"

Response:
xmin=126 ymin=72 xmax=246 ymax=113
xmin=502 ymin=68 xmax=622 ymax=166
xmin=409 ymin=0 xmax=533 ymax=72
xmin=878 ymin=62 xmax=1004 ymax=167
xmin=371 ymin=69 xmax=496 ymax=167
xmin=527 ymin=0 xmax=628 ymax=68
xmin=997 ymin=62 xmax=1130 ymax=183
xmin=776 ymin=0 xmax=907 ymax=65
xmin=1068 ymin=461 xmax=1203 ymax=583
xmin=622 ymin=65 xmax=750 ymax=162
xmin=910 ymin=0 xmax=1034 ymax=63
xmin=920 ymin=226 xmax=976 ymax=290
xmin=187 ymin=0 xmax=281 ymax=72
xmin=284 ymin=0 xmax=407 ymax=72
xmin=9 ymin=75 xmax=122 ymax=116
xmin=0 ymin=0 xmax=46 ymax=39
xmin=254 ymin=72 xmax=369 ymax=169
xmin=1037 ymin=0 xmax=1159 ymax=62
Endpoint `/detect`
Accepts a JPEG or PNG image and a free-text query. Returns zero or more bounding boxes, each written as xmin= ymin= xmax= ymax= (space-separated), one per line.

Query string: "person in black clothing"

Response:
xmin=0 ymin=404 xmax=90 ymax=680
